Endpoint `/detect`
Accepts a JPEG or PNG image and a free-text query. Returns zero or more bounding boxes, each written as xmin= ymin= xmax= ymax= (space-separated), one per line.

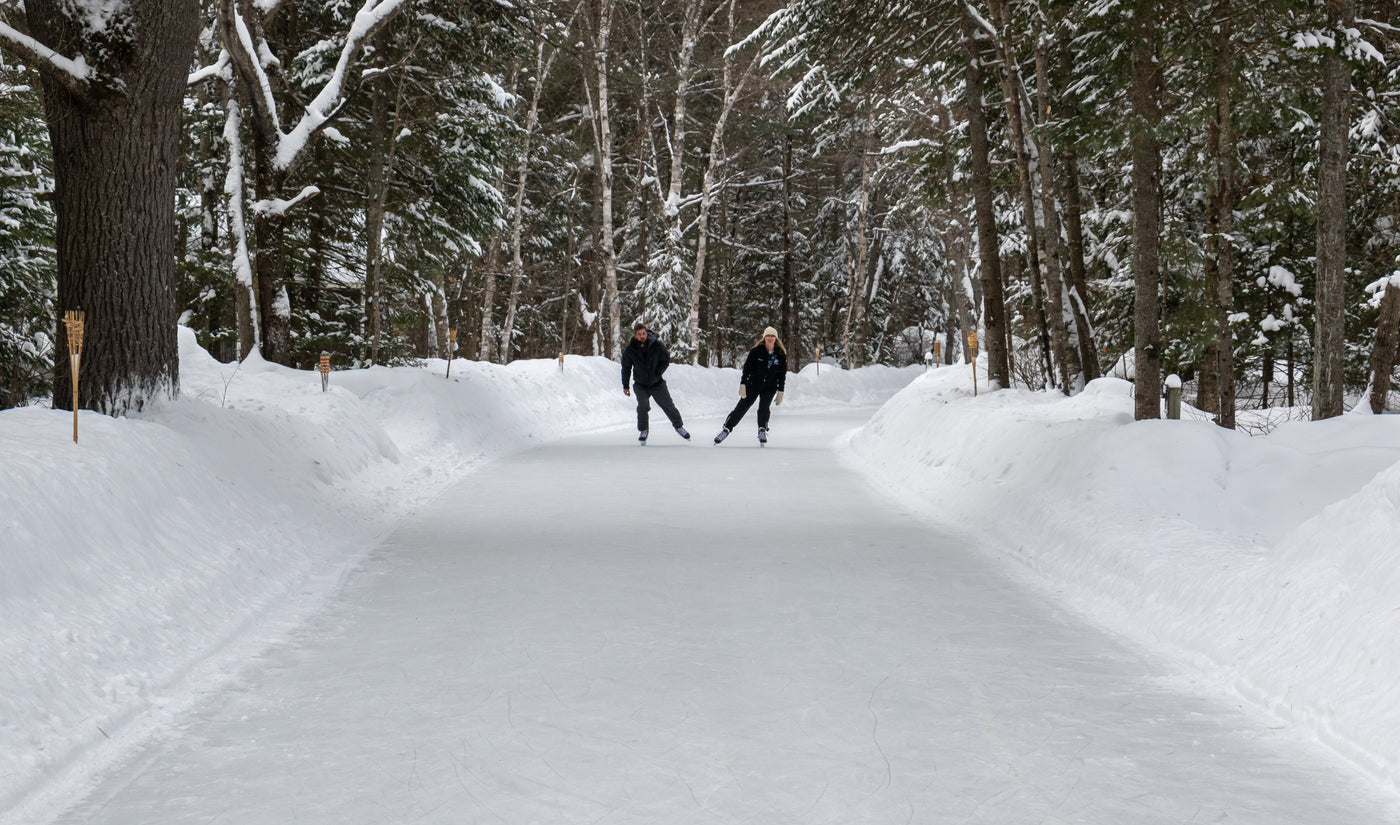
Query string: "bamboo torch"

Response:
xmin=446 ymin=329 xmax=457 ymax=379
xmin=967 ymin=329 xmax=979 ymax=397
xmin=63 ymin=310 xmax=84 ymax=442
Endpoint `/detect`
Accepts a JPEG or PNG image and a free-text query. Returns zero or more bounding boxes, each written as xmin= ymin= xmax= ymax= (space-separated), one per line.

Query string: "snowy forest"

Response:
xmin=2 ymin=0 xmax=1400 ymax=421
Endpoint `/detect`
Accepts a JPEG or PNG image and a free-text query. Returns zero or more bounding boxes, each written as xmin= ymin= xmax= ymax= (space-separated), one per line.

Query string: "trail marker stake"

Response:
xmin=319 ymin=352 xmax=330 ymax=391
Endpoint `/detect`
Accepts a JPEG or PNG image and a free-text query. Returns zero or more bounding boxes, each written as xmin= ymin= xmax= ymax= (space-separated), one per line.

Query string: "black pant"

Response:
xmin=635 ymin=381 xmax=683 ymax=432
xmin=723 ymin=386 xmax=776 ymax=431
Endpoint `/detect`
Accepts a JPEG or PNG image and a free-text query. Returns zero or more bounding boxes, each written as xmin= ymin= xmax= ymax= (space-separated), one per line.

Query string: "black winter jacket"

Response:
xmin=621 ymin=331 xmax=671 ymax=389
xmin=741 ymin=343 xmax=787 ymax=392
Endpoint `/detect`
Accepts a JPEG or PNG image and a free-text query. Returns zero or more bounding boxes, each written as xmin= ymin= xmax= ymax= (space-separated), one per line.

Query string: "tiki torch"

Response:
xmin=63 ymin=310 xmax=84 ymax=442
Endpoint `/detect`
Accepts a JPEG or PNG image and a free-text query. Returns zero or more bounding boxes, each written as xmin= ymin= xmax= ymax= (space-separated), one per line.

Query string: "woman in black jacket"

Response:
xmin=714 ymin=326 xmax=787 ymax=445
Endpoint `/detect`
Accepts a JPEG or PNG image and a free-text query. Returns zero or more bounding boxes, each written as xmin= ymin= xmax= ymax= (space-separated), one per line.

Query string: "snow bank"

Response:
xmin=0 ymin=329 xmax=918 ymax=821
xmin=842 ymin=362 xmax=1400 ymax=793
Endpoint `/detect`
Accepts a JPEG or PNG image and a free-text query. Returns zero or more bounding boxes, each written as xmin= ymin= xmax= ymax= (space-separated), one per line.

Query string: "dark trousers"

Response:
xmin=635 ymin=381 xmax=683 ymax=432
xmin=723 ymin=387 xmax=776 ymax=431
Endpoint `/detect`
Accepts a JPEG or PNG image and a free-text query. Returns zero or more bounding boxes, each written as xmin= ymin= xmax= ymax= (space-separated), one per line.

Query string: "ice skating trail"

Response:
xmin=48 ymin=410 xmax=1396 ymax=825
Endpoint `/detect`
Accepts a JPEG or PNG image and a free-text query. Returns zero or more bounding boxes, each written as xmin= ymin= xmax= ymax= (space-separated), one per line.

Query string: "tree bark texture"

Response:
xmin=1312 ymin=0 xmax=1353 ymax=420
xmin=29 ymin=0 xmax=200 ymax=414
xmin=364 ymin=72 xmax=393 ymax=364
xmin=1054 ymin=32 xmax=1100 ymax=381
xmin=962 ymin=7 xmax=1010 ymax=389
xmin=1130 ymin=1 xmax=1163 ymax=420
xmin=1368 ymin=281 xmax=1400 ymax=413
xmin=1033 ymin=34 xmax=1077 ymax=392
xmin=1211 ymin=11 xmax=1237 ymax=429
xmin=590 ymin=0 xmax=621 ymax=358
xmin=987 ymin=0 xmax=1053 ymax=388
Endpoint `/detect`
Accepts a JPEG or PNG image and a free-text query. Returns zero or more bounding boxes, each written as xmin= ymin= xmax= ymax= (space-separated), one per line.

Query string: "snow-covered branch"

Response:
xmin=251 ymin=184 xmax=320 ymax=216
xmin=0 ymin=19 xmax=94 ymax=97
xmin=187 ymin=50 xmax=230 ymax=86
xmin=274 ymin=0 xmax=411 ymax=171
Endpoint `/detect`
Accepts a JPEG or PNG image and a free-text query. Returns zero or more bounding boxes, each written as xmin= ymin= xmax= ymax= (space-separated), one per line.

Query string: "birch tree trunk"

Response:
xmin=1312 ymin=0 xmax=1353 ymax=420
xmin=500 ymin=20 xmax=571 ymax=363
xmin=848 ymin=125 xmax=874 ymax=369
xmin=685 ymin=0 xmax=755 ymax=363
xmin=1130 ymin=0 xmax=1163 ymax=420
xmin=658 ymin=0 xmax=703 ymax=348
xmin=590 ymin=0 xmax=621 ymax=358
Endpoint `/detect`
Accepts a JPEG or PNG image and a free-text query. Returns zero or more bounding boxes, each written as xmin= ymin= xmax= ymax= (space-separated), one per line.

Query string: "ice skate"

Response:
xmin=713 ymin=427 xmax=729 ymax=445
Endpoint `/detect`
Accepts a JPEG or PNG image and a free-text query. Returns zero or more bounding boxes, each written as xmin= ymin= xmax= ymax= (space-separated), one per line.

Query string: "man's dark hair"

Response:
xmin=633 ymin=322 xmax=647 ymax=332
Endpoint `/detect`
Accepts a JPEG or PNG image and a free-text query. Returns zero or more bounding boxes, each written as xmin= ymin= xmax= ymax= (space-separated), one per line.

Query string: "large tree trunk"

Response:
xmin=1210 ymin=9 xmax=1237 ymax=428
xmin=364 ymin=72 xmax=393 ymax=364
xmin=27 ymin=0 xmax=200 ymax=414
xmin=1130 ymin=0 xmax=1163 ymax=420
xmin=962 ymin=6 xmax=1010 ymax=389
xmin=1033 ymin=33 xmax=1077 ymax=392
xmin=1054 ymin=32 xmax=1100 ymax=381
xmin=1312 ymin=0 xmax=1353 ymax=420
xmin=780 ymin=132 xmax=796 ymax=360
xmin=842 ymin=123 xmax=874 ymax=370
xmin=249 ymin=152 xmax=293 ymax=364
xmin=224 ymin=90 xmax=259 ymax=359
xmin=501 ymin=25 xmax=568 ymax=363
xmin=987 ymin=0 xmax=1053 ymax=388
xmin=1367 ymin=280 xmax=1400 ymax=413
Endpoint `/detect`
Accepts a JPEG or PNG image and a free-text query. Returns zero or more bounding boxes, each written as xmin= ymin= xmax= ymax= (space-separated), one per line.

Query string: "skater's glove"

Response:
xmin=775 ymin=391 xmax=784 ymax=406
xmin=738 ymin=384 xmax=747 ymax=399
xmin=623 ymin=387 xmax=630 ymax=396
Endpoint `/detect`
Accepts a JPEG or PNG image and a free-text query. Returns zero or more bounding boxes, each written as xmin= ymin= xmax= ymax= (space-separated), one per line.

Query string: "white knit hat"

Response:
xmin=763 ymin=326 xmax=778 ymax=338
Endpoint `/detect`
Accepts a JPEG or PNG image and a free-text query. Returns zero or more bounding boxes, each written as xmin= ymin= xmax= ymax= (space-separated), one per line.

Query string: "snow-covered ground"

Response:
xmin=842 ymin=363 xmax=1400 ymax=798
xmin=3 ymin=330 xmax=1399 ymax=821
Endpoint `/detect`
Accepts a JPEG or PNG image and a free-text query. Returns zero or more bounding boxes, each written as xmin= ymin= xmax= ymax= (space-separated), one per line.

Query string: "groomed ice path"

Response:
xmin=52 ymin=410 xmax=1396 ymax=824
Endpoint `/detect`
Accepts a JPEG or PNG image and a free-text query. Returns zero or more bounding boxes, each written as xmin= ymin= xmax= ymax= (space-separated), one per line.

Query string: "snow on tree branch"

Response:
xmin=273 ymin=0 xmax=411 ymax=171
xmin=187 ymin=49 xmax=230 ymax=85
xmin=252 ymin=185 xmax=320 ymax=216
xmin=0 ymin=19 xmax=94 ymax=95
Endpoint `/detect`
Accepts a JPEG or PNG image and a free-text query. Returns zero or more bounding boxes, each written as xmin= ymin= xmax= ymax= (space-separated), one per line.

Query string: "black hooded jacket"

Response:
xmin=741 ymin=343 xmax=787 ymax=392
xmin=621 ymin=331 xmax=671 ymax=389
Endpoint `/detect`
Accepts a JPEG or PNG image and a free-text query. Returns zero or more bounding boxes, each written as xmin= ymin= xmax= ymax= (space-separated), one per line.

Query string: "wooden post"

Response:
xmin=63 ymin=310 xmax=84 ymax=443
xmin=815 ymin=345 xmax=821 ymax=375
xmin=319 ymin=352 xmax=330 ymax=391
xmin=968 ymin=329 xmax=979 ymax=396
xmin=558 ymin=351 xmax=565 ymax=372
xmin=446 ymin=329 xmax=458 ymax=379
xmin=1165 ymin=373 xmax=1182 ymax=419
xmin=933 ymin=340 xmax=942 ymax=367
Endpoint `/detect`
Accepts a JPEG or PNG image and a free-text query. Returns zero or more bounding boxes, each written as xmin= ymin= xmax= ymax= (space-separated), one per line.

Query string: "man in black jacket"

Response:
xmin=621 ymin=323 xmax=690 ymax=444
